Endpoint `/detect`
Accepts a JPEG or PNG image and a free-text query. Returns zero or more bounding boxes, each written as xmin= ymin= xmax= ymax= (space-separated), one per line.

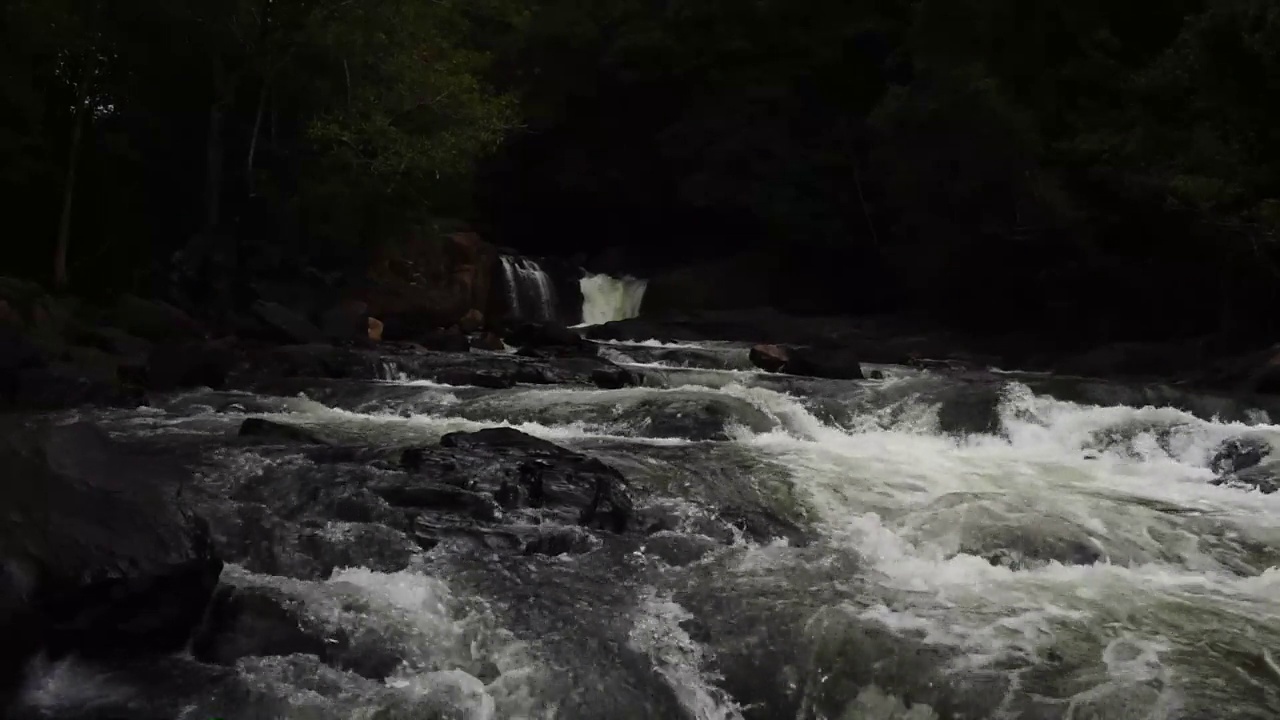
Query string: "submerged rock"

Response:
xmin=238 ymin=417 xmax=329 ymax=445
xmin=0 ymin=422 xmax=222 ymax=699
xmin=1209 ymin=436 xmax=1270 ymax=476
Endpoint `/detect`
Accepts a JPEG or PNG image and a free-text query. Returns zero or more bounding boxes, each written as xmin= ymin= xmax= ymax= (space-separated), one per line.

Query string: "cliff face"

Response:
xmin=362 ymin=231 xmax=499 ymax=336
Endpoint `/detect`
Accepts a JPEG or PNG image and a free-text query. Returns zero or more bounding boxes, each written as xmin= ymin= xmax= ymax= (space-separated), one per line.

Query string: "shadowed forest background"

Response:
xmin=4 ymin=0 xmax=1280 ymax=346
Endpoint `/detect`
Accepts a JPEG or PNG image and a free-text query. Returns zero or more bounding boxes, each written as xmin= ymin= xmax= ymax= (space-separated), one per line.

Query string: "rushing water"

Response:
xmin=18 ymin=339 xmax=1280 ymax=720
xmin=579 ymin=274 xmax=648 ymax=326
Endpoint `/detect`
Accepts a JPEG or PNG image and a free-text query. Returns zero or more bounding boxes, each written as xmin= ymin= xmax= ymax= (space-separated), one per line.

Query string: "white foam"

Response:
xmin=579 ymin=274 xmax=648 ymax=325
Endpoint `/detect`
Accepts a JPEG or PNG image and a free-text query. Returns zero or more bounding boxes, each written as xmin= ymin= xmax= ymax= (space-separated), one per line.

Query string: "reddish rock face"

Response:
xmin=363 ymin=230 xmax=498 ymax=334
xmin=367 ymin=317 xmax=384 ymax=342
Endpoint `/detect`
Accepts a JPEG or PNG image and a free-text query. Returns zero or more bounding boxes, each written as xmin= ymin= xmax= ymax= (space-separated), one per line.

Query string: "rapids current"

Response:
xmin=19 ymin=340 xmax=1280 ymax=719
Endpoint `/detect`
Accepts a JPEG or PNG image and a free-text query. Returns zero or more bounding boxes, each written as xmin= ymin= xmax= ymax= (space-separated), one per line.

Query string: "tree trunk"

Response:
xmin=245 ymin=79 xmax=269 ymax=195
xmin=54 ymin=62 xmax=95 ymax=291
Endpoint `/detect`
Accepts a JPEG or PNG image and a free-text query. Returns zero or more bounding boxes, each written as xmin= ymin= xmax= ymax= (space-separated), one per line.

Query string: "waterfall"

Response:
xmin=579 ymin=273 xmax=648 ymax=325
xmin=499 ymin=256 xmax=559 ymax=322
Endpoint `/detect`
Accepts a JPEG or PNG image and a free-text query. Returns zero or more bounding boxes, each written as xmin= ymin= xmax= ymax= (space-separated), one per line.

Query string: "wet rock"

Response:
xmin=434 ymin=367 xmax=515 ymax=389
xmin=523 ymin=526 xmax=601 ymax=556
xmin=643 ymin=532 xmax=721 ymax=566
xmin=591 ymin=365 xmax=636 ymax=389
xmin=146 ymin=339 xmax=236 ymax=391
xmin=785 ymin=346 xmax=864 ymax=380
xmin=192 ymin=584 xmax=329 ymax=666
xmin=238 ymin=417 xmax=329 ymax=445
xmin=749 ymin=344 xmax=790 ymax=373
xmin=251 ymin=300 xmax=326 ymax=345
xmin=1214 ymin=459 xmax=1280 ymax=494
xmin=419 ymin=326 xmax=470 ymax=353
xmin=373 ymin=481 xmax=500 ymax=522
xmin=320 ymin=300 xmax=369 ymax=342
xmin=509 ymin=321 xmax=596 ymax=358
xmin=191 ymin=583 xmax=402 ymax=681
xmin=0 ymin=422 xmax=222 ymax=695
xmin=10 ymin=363 xmax=141 ymax=410
xmin=367 ymin=316 xmax=384 ymax=342
xmin=110 ymin=295 xmax=204 ymax=342
xmin=457 ymin=309 xmax=485 ymax=334
xmin=471 ymin=332 xmax=505 ymax=351
xmin=1209 ymin=437 xmax=1270 ymax=476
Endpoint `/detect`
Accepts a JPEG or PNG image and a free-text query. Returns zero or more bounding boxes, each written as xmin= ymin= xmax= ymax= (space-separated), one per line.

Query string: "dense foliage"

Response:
xmin=3 ymin=0 xmax=1279 ymax=341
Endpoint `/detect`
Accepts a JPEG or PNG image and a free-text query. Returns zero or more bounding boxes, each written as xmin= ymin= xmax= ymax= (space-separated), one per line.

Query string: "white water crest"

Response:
xmin=499 ymin=255 xmax=558 ymax=321
xmin=579 ymin=273 xmax=648 ymax=325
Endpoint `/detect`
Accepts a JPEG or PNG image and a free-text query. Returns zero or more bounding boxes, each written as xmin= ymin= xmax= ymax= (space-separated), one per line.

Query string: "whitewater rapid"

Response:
xmin=27 ymin=338 xmax=1280 ymax=719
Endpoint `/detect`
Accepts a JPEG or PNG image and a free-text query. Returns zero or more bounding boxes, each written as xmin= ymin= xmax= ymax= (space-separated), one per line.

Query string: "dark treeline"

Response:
xmin=3 ymin=0 xmax=1280 ymax=345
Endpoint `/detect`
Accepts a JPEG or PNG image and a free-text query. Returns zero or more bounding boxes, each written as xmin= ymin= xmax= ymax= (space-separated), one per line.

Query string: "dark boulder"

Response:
xmin=0 ymin=422 xmax=222 ymax=698
xmin=471 ymin=332 xmax=506 ymax=352
xmin=785 ymin=346 xmax=864 ymax=380
xmin=320 ymin=300 xmax=369 ymax=343
xmin=1209 ymin=437 xmax=1270 ymax=476
xmin=146 ymin=339 xmax=237 ymax=392
xmin=591 ymin=366 xmax=636 ymax=390
xmin=238 ymin=417 xmax=329 ymax=445
xmin=110 ymin=295 xmax=205 ymax=343
xmin=507 ymin=322 xmax=595 ymax=357
xmin=749 ymin=344 xmax=790 ymax=373
xmin=419 ymin=326 xmax=471 ymax=353
xmin=251 ymin=301 xmax=326 ymax=345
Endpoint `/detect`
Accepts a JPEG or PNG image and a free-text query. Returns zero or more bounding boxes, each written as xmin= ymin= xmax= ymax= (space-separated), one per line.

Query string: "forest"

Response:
xmin=3 ymin=0 xmax=1280 ymax=344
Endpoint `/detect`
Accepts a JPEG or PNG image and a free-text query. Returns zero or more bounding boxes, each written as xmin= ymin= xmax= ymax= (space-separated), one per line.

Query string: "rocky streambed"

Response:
xmin=5 ymin=326 xmax=1280 ymax=719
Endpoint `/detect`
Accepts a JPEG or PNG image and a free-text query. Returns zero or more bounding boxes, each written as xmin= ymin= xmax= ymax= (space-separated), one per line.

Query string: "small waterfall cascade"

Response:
xmin=499 ymin=256 xmax=559 ymax=322
xmin=579 ymin=274 xmax=648 ymax=325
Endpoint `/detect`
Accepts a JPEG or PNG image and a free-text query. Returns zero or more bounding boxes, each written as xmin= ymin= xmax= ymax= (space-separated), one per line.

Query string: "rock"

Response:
xmin=191 ymin=583 xmax=401 ymax=680
xmin=1209 ymin=437 xmax=1270 ymax=476
xmin=457 ymin=309 xmax=485 ymax=334
xmin=434 ymin=368 xmax=515 ymax=389
xmin=437 ymin=428 xmax=635 ymax=532
xmin=191 ymin=584 xmax=328 ymax=666
xmin=251 ymin=300 xmax=326 ymax=344
xmin=364 ymin=230 xmax=498 ymax=336
xmin=147 ymin=339 xmax=237 ymax=392
xmin=419 ymin=326 xmax=470 ymax=353
xmin=238 ymin=418 xmax=329 ymax=445
xmin=1226 ymin=462 xmax=1280 ymax=494
xmin=367 ymin=316 xmax=384 ymax=342
xmin=591 ymin=366 xmax=636 ymax=390
xmin=749 ymin=344 xmax=790 ymax=373
xmin=110 ymin=295 xmax=204 ymax=342
xmin=10 ymin=363 xmax=141 ymax=410
xmin=0 ymin=422 xmax=223 ymax=696
xmin=320 ymin=300 xmax=369 ymax=342
xmin=785 ymin=346 xmax=864 ymax=380
xmin=524 ymin=526 xmax=600 ymax=556
xmin=471 ymin=332 xmax=505 ymax=352
xmin=508 ymin=321 xmax=583 ymax=348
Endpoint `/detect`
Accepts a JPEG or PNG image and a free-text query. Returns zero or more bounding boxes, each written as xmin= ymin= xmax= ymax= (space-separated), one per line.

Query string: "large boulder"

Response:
xmin=0 ymin=422 xmax=223 ymax=700
xmin=251 ymin=301 xmax=326 ymax=345
xmin=749 ymin=342 xmax=864 ymax=380
xmin=320 ymin=300 xmax=369 ymax=343
xmin=508 ymin=321 xmax=596 ymax=358
xmin=365 ymin=230 xmax=498 ymax=335
xmin=749 ymin=344 xmax=790 ymax=373
xmin=110 ymin=295 xmax=205 ymax=342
